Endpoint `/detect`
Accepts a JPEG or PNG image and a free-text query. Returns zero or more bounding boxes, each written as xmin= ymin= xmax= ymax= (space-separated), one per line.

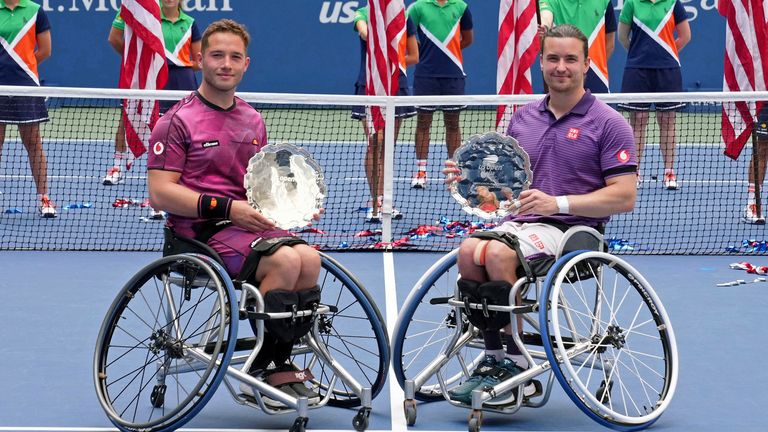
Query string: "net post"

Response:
xmin=753 ymin=128 xmax=762 ymax=217
xmin=381 ymin=97 xmax=396 ymax=249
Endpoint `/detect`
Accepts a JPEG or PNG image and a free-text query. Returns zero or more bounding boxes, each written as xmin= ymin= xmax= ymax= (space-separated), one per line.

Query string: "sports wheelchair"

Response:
xmin=94 ymin=229 xmax=389 ymax=432
xmin=392 ymin=226 xmax=678 ymax=431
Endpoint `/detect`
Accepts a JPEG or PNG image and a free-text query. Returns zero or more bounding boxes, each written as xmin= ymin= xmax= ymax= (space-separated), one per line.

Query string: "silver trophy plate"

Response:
xmin=244 ymin=142 xmax=327 ymax=230
xmin=449 ymin=131 xmax=532 ymax=219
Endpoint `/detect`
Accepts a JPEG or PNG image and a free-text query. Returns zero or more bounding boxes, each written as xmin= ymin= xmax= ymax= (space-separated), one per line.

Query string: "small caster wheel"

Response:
xmin=353 ymin=407 xmax=371 ymax=431
xmin=150 ymin=384 xmax=166 ymax=408
xmin=403 ymin=399 xmax=417 ymax=426
xmin=290 ymin=416 xmax=308 ymax=432
xmin=468 ymin=409 xmax=483 ymax=432
xmin=596 ymin=380 xmax=613 ymax=404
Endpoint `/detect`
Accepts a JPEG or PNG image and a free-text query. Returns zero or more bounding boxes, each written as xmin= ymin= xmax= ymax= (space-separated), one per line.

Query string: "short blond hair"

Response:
xmin=201 ymin=19 xmax=251 ymax=53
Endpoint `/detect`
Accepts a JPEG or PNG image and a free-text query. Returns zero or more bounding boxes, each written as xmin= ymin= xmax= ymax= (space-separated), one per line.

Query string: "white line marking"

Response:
xmin=384 ymin=252 xmax=408 ymax=432
xmin=0 ymin=429 xmax=393 ymax=432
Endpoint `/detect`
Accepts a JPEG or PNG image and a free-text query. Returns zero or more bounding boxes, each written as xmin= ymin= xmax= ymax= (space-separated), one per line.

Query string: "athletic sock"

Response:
xmin=505 ymin=333 xmax=528 ymax=369
xmin=748 ymin=183 xmax=757 ymax=205
xmin=664 ymin=168 xmax=675 ymax=176
xmin=113 ymin=152 xmax=125 ymax=170
xmin=483 ymin=331 xmax=504 ymax=362
xmin=416 ymin=159 xmax=427 ymax=172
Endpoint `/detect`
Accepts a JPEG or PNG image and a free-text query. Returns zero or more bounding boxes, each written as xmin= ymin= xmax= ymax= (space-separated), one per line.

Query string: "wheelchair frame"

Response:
xmin=94 ymin=242 xmax=388 ymax=432
xmin=392 ymin=226 xmax=678 ymax=432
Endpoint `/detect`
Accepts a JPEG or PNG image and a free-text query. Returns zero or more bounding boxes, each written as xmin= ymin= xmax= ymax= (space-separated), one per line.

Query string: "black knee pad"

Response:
xmin=458 ymin=279 xmax=512 ymax=331
xmin=263 ymin=289 xmax=300 ymax=343
xmin=262 ymin=287 xmax=321 ymax=343
xmin=295 ymin=286 xmax=321 ymax=340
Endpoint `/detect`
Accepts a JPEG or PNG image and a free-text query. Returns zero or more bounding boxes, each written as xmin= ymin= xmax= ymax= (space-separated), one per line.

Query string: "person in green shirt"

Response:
xmin=538 ymin=0 xmax=617 ymax=93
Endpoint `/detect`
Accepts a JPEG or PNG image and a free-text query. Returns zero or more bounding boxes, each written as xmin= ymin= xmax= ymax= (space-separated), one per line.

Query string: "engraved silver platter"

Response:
xmin=449 ymin=131 xmax=532 ymax=219
xmin=244 ymin=142 xmax=327 ymax=229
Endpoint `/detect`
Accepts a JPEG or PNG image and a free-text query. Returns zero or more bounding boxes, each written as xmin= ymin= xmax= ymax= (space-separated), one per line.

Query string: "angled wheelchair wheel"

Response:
xmin=291 ymin=252 xmax=389 ymax=408
xmin=94 ymin=254 xmax=238 ymax=432
xmin=539 ymin=251 xmax=678 ymax=431
xmin=392 ymin=249 xmax=485 ymax=401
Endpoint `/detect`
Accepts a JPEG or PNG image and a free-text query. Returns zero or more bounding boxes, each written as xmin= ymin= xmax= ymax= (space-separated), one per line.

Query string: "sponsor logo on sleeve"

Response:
xmin=153 ymin=142 xmax=165 ymax=155
xmin=618 ymin=149 xmax=630 ymax=163
xmin=202 ymin=140 xmax=220 ymax=148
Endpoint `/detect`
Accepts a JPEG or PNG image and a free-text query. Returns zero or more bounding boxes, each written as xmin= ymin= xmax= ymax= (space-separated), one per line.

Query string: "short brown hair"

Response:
xmin=201 ymin=19 xmax=251 ymax=53
xmin=541 ymin=24 xmax=589 ymax=60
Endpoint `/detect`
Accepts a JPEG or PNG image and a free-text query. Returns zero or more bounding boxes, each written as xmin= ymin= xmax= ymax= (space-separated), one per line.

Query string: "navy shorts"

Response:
xmin=618 ymin=67 xmax=685 ymax=111
xmin=413 ymin=76 xmax=466 ymax=112
xmin=758 ymin=106 xmax=768 ymax=137
xmin=160 ymin=66 xmax=198 ymax=114
xmin=351 ymin=83 xmax=416 ymax=120
xmin=0 ymin=96 xmax=49 ymax=124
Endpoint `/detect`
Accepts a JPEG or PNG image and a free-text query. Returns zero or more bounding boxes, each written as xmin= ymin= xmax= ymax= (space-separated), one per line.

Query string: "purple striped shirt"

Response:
xmin=505 ymin=91 xmax=636 ymax=227
xmin=148 ymin=92 xmax=268 ymax=237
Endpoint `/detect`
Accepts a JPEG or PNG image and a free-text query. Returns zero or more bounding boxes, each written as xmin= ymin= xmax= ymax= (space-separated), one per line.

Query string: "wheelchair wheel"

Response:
xmin=539 ymin=251 xmax=678 ymax=431
xmin=392 ymin=250 xmax=485 ymax=401
xmin=291 ymin=252 xmax=389 ymax=408
xmin=94 ymin=254 xmax=238 ymax=432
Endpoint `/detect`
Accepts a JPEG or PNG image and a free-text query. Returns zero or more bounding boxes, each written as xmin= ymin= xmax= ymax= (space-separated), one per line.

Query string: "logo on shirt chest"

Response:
xmin=566 ymin=128 xmax=581 ymax=140
xmin=201 ymin=140 xmax=220 ymax=148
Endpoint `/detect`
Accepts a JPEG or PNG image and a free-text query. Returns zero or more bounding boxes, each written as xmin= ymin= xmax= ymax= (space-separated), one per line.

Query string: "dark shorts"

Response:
xmin=413 ymin=76 xmax=466 ymax=112
xmin=618 ymin=68 xmax=685 ymax=111
xmin=584 ymin=69 xmax=609 ymax=94
xmin=351 ymin=83 xmax=416 ymax=120
xmin=160 ymin=66 xmax=198 ymax=114
xmin=758 ymin=106 xmax=768 ymax=137
xmin=205 ymin=225 xmax=294 ymax=278
xmin=0 ymin=96 xmax=49 ymax=124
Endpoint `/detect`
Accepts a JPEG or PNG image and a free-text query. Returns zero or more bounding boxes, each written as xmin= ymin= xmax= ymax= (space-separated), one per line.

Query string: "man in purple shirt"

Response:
xmin=444 ymin=24 xmax=636 ymax=405
xmin=147 ymin=19 xmax=321 ymax=406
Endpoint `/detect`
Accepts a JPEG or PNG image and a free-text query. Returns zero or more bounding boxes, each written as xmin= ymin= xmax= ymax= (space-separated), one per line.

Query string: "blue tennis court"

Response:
xmin=0 ymin=251 xmax=766 ymax=431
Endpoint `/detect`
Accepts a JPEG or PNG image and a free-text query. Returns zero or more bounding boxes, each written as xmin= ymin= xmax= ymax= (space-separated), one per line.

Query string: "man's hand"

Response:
xmin=229 ymin=200 xmax=277 ymax=232
xmin=443 ymin=159 xmax=462 ymax=185
xmin=517 ymin=189 xmax=559 ymax=216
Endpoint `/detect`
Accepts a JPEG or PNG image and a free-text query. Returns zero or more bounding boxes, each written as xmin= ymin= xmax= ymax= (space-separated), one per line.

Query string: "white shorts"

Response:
xmin=492 ymin=221 xmax=564 ymax=259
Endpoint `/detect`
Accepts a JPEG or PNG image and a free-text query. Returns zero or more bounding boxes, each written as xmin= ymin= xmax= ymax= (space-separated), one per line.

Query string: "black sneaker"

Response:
xmin=484 ymin=358 xmax=542 ymax=406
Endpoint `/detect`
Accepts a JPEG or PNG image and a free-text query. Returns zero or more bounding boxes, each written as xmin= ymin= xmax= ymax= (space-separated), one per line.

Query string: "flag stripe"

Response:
xmin=120 ymin=0 xmax=168 ymax=158
xmin=366 ymin=0 xmax=406 ymax=133
xmin=496 ymin=0 xmax=538 ymax=132
xmin=721 ymin=0 xmax=768 ymax=160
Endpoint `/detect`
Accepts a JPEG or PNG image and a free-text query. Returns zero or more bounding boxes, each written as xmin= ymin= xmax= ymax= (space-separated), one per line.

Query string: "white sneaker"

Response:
xmin=102 ymin=166 xmax=122 ymax=185
xmin=411 ymin=171 xmax=427 ymax=188
xmin=39 ymin=195 xmax=57 ymax=218
xmin=365 ymin=205 xmax=403 ymax=222
xmin=150 ymin=208 xmax=166 ymax=220
xmin=663 ymin=173 xmax=678 ymax=190
xmin=742 ymin=203 xmax=766 ymax=224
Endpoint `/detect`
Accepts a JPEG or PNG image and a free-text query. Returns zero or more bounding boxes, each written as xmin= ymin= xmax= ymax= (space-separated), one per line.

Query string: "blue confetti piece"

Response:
xmin=4 ymin=208 xmax=22 ymax=214
xmin=64 ymin=202 xmax=94 ymax=209
xmin=339 ymin=241 xmax=349 ymax=248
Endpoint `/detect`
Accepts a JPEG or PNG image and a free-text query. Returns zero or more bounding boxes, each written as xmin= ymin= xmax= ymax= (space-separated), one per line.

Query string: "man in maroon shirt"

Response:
xmin=147 ymin=19 xmax=321 ymax=406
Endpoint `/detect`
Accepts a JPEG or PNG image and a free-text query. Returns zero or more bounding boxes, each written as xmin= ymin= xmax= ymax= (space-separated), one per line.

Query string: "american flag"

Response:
xmin=119 ymin=0 xmax=168 ymax=158
xmin=720 ymin=0 xmax=768 ymax=160
xmin=366 ymin=0 xmax=406 ymax=133
xmin=496 ymin=0 xmax=539 ymax=133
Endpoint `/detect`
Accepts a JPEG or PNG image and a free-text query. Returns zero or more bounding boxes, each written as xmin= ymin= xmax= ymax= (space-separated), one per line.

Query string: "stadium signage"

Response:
xmin=39 ymin=0 xmax=233 ymax=12
xmin=319 ymin=0 xmax=359 ymax=24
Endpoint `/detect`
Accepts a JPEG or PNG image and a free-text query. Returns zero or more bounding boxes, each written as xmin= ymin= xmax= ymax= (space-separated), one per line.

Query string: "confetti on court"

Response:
xmin=725 ymin=240 xmax=768 ymax=253
xmin=607 ymin=237 xmax=643 ymax=251
xmin=3 ymin=208 xmax=22 ymax=214
xmin=112 ymin=198 xmax=151 ymax=208
xmin=64 ymin=202 xmax=93 ymax=209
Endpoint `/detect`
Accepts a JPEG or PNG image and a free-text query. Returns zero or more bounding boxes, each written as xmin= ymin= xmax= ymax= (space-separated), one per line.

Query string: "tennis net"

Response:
xmin=1 ymin=85 xmax=766 ymax=254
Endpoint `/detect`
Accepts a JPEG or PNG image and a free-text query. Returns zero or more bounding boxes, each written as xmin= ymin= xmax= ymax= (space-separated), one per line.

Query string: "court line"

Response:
xmin=0 ymin=429 xmax=393 ymax=432
xmin=383 ymin=252 xmax=408 ymax=432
